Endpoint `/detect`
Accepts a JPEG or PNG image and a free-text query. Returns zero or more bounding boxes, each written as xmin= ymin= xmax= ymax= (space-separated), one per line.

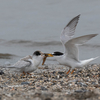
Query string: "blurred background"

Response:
xmin=0 ymin=0 xmax=100 ymax=65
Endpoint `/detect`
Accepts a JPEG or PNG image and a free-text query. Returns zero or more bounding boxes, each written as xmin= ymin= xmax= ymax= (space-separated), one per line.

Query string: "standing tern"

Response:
xmin=42 ymin=15 xmax=99 ymax=74
xmin=1 ymin=51 xmax=53 ymax=74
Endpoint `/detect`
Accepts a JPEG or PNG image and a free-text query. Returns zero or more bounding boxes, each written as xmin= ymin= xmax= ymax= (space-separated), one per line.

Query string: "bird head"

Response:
xmin=33 ymin=51 xmax=45 ymax=61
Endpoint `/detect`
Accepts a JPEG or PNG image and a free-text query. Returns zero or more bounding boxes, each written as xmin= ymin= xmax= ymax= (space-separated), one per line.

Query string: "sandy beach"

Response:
xmin=0 ymin=64 xmax=100 ymax=100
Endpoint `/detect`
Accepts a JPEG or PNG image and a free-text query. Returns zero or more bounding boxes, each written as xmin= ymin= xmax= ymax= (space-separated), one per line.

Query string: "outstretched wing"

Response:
xmin=60 ymin=15 xmax=80 ymax=44
xmin=64 ymin=34 xmax=98 ymax=61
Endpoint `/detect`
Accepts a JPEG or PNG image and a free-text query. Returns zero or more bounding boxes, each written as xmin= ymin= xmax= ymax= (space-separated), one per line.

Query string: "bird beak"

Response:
xmin=45 ymin=53 xmax=54 ymax=57
xmin=42 ymin=53 xmax=53 ymax=65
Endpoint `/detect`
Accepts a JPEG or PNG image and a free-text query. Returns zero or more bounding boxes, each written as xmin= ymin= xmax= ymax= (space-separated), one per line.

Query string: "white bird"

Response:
xmin=2 ymin=51 xmax=53 ymax=75
xmin=43 ymin=15 xmax=99 ymax=74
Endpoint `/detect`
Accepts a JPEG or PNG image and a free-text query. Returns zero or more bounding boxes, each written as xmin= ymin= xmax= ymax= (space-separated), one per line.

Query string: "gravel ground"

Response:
xmin=0 ymin=64 xmax=100 ymax=100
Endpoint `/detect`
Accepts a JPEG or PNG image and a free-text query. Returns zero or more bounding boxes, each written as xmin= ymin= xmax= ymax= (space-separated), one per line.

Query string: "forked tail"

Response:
xmin=81 ymin=56 xmax=99 ymax=66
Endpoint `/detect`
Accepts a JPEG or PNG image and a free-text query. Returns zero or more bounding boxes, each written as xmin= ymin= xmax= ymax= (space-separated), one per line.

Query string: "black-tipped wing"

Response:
xmin=60 ymin=15 xmax=80 ymax=44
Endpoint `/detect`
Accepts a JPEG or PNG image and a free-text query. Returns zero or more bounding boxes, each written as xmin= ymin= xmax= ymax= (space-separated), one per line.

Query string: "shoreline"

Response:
xmin=0 ymin=64 xmax=100 ymax=100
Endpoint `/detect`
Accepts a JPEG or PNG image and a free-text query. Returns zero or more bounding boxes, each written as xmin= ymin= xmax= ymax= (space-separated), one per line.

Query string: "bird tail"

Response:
xmin=81 ymin=56 xmax=99 ymax=66
xmin=0 ymin=65 xmax=15 ymax=68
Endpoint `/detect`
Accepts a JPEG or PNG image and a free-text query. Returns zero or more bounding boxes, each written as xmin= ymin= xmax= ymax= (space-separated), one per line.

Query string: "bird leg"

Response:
xmin=27 ymin=72 xmax=32 ymax=75
xmin=66 ymin=69 xmax=70 ymax=74
xmin=66 ymin=66 xmax=71 ymax=74
xmin=23 ymin=71 xmax=26 ymax=75
xmin=71 ymin=69 xmax=75 ymax=74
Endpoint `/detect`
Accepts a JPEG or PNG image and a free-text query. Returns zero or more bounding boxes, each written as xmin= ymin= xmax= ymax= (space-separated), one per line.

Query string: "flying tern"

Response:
xmin=42 ymin=15 xmax=99 ymax=74
xmin=2 ymin=51 xmax=53 ymax=74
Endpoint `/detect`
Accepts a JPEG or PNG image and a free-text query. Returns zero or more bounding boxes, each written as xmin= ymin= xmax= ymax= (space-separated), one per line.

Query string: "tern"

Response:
xmin=2 ymin=51 xmax=53 ymax=74
xmin=42 ymin=15 xmax=99 ymax=74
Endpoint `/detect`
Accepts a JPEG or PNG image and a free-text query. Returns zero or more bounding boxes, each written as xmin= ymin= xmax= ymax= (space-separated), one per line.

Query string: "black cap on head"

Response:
xmin=53 ymin=51 xmax=63 ymax=56
xmin=33 ymin=51 xmax=41 ymax=56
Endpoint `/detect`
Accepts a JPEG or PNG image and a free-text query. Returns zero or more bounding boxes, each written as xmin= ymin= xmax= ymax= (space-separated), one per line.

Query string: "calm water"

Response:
xmin=0 ymin=0 xmax=100 ymax=64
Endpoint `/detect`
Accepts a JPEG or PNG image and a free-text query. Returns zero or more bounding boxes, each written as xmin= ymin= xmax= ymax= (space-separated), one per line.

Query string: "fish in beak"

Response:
xmin=42 ymin=53 xmax=53 ymax=65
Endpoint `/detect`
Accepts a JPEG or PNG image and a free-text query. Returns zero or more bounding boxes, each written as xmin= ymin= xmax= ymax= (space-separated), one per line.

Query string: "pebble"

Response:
xmin=98 ymin=78 xmax=100 ymax=84
xmin=0 ymin=64 xmax=100 ymax=100
xmin=21 ymin=82 xmax=30 ymax=85
xmin=41 ymin=86 xmax=48 ymax=91
xmin=75 ymin=90 xmax=83 ymax=93
xmin=0 ymin=70 xmax=4 ymax=75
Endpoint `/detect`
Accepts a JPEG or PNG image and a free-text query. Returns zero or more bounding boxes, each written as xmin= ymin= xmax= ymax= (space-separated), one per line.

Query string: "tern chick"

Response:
xmin=2 ymin=51 xmax=53 ymax=75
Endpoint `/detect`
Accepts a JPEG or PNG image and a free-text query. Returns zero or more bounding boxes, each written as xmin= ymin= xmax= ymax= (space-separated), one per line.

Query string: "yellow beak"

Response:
xmin=42 ymin=53 xmax=53 ymax=65
xmin=45 ymin=53 xmax=53 ymax=57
